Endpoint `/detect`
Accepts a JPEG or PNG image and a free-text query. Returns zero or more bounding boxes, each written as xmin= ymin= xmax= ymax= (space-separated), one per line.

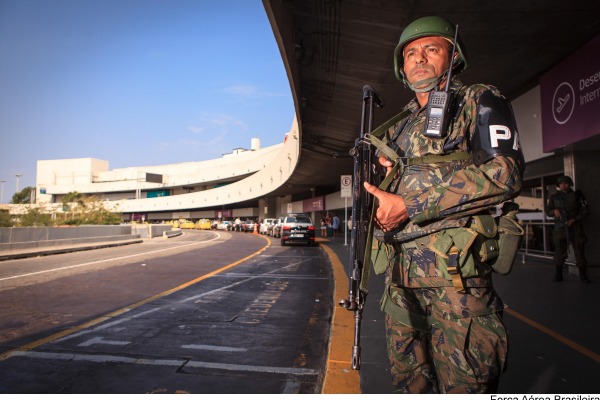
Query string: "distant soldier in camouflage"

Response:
xmin=547 ymin=175 xmax=590 ymax=283
xmin=363 ymin=16 xmax=524 ymax=393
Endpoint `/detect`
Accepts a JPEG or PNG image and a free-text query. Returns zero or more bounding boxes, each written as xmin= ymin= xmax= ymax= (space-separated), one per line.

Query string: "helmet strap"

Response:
xmin=406 ymin=70 xmax=448 ymax=93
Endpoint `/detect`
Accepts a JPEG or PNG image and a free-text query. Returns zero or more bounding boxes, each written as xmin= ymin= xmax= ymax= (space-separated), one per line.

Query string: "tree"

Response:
xmin=18 ymin=207 xmax=53 ymax=227
xmin=61 ymin=191 xmax=84 ymax=212
xmin=59 ymin=195 xmax=121 ymax=225
xmin=11 ymin=186 xmax=35 ymax=204
xmin=0 ymin=211 xmax=13 ymax=227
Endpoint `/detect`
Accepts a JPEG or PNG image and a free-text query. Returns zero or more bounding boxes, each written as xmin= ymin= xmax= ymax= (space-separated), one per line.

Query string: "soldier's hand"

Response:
xmin=364 ymin=182 xmax=408 ymax=231
xmin=553 ymin=209 xmax=562 ymax=219
xmin=378 ymin=156 xmax=395 ymax=177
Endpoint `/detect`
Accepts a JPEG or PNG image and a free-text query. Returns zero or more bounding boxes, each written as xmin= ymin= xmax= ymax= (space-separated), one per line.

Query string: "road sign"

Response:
xmin=341 ymin=175 xmax=352 ymax=198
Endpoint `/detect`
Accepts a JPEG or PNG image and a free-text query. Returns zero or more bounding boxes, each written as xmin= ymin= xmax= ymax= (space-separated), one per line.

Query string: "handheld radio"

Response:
xmin=424 ymin=25 xmax=459 ymax=139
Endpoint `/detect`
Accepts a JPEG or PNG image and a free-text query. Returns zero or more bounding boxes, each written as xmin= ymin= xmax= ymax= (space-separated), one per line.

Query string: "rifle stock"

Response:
xmin=338 ymin=85 xmax=384 ymax=370
xmin=558 ymin=208 xmax=570 ymax=255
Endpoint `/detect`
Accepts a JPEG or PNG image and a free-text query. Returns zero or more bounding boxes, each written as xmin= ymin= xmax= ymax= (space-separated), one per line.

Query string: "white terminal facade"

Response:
xmin=35 ymin=118 xmax=313 ymax=222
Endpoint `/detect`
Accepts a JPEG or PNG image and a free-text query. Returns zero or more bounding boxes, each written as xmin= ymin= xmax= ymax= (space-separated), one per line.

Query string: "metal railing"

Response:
xmin=518 ymin=219 xmax=576 ymax=266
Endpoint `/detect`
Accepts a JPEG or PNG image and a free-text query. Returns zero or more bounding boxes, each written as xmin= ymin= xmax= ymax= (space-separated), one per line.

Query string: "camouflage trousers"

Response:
xmin=384 ymin=286 xmax=508 ymax=394
xmin=553 ymin=222 xmax=587 ymax=268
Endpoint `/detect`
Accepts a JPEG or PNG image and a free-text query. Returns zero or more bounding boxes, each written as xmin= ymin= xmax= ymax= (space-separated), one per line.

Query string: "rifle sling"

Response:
xmin=358 ymin=109 xmax=472 ymax=294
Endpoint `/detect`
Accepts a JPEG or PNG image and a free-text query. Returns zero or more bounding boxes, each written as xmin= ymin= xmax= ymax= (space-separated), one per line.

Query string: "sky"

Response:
xmin=0 ymin=0 xmax=295 ymax=202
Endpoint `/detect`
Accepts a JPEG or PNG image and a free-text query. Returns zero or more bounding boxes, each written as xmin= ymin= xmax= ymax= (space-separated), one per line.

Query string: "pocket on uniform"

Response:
xmin=407 ymin=248 xmax=440 ymax=278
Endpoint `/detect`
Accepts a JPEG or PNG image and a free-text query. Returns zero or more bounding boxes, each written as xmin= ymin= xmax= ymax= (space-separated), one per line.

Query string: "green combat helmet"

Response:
xmin=557 ymin=176 xmax=574 ymax=186
xmin=394 ymin=16 xmax=468 ymax=92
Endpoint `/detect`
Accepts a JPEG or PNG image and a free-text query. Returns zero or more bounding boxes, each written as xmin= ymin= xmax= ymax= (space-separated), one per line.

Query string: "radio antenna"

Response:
xmin=445 ymin=25 xmax=459 ymax=93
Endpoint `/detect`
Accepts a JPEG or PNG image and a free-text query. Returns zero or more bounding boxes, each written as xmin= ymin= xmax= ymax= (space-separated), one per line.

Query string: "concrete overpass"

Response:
xmin=262 ymin=0 xmax=600 ymax=195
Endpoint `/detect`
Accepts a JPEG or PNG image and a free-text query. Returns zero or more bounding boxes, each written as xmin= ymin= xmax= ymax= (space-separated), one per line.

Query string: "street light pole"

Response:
xmin=15 ymin=173 xmax=22 ymax=194
xmin=0 ymin=180 xmax=5 ymax=204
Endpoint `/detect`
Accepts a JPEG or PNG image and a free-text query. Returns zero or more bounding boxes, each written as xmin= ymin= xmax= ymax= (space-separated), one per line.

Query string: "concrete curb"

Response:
xmin=320 ymin=242 xmax=361 ymax=394
xmin=0 ymin=239 xmax=144 ymax=261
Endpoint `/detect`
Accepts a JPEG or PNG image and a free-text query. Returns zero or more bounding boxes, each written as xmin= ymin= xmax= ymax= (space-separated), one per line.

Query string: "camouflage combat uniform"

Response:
xmin=379 ymin=81 xmax=523 ymax=393
xmin=547 ymin=187 xmax=589 ymax=281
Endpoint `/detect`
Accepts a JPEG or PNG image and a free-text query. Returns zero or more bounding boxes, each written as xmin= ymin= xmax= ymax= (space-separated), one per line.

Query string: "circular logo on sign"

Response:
xmin=342 ymin=176 xmax=352 ymax=186
xmin=552 ymin=82 xmax=575 ymax=125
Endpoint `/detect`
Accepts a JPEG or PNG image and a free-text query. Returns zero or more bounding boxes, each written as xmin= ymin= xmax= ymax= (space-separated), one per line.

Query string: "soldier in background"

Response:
xmin=547 ymin=175 xmax=590 ymax=283
xmin=364 ymin=16 xmax=524 ymax=393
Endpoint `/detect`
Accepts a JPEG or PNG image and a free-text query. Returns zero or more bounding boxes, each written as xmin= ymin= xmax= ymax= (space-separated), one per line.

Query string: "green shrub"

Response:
xmin=0 ymin=211 xmax=13 ymax=227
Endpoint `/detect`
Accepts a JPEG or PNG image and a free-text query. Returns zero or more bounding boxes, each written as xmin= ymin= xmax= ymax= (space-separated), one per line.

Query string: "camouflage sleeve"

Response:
xmin=401 ymin=85 xmax=523 ymax=225
xmin=405 ymin=154 xmax=523 ymax=224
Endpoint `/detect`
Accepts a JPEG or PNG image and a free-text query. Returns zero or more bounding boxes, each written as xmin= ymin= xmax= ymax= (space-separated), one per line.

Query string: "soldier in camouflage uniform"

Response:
xmin=363 ymin=16 xmax=524 ymax=393
xmin=547 ymin=175 xmax=590 ymax=283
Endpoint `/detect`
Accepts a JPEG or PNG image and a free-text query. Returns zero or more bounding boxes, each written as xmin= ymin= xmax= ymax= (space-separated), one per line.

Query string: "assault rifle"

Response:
xmin=338 ymin=85 xmax=384 ymax=370
xmin=556 ymin=207 xmax=570 ymax=256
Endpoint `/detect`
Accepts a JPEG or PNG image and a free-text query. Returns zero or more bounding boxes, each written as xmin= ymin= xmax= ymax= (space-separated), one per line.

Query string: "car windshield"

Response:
xmin=287 ymin=216 xmax=311 ymax=223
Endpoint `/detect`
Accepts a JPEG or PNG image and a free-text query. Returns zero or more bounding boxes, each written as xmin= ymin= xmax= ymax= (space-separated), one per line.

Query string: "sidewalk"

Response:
xmin=320 ymin=236 xmax=393 ymax=394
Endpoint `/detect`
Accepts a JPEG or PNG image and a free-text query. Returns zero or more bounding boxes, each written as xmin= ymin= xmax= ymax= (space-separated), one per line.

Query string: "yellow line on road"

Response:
xmin=320 ymin=243 xmax=361 ymax=394
xmin=0 ymin=237 xmax=271 ymax=362
xmin=505 ymin=308 xmax=600 ymax=364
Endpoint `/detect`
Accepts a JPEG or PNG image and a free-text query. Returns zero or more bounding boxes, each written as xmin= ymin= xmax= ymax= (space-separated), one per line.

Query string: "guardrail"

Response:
xmin=518 ymin=219 xmax=576 ymax=266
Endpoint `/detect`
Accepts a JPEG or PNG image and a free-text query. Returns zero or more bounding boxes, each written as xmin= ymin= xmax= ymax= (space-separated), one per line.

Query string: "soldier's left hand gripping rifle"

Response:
xmin=338 ymin=85 xmax=385 ymax=371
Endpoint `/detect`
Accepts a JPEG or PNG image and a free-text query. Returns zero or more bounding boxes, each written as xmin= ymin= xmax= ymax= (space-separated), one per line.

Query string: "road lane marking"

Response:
xmin=221 ymin=273 xmax=327 ymax=280
xmin=11 ymin=351 xmax=319 ymax=376
xmin=179 ymin=258 xmax=308 ymax=303
xmin=0 ymin=237 xmax=270 ymax=362
xmin=282 ymin=380 xmax=302 ymax=394
xmin=78 ymin=336 xmax=131 ymax=347
xmin=184 ymin=360 xmax=318 ymax=375
xmin=55 ymin=307 xmax=162 ymax=343
xmin=181 ymin=344 xmax=247 ymax=352
xmin=0 ymin=233 xmax=223 ymax=283
xmin=10 ymin=351 xmax=185 ymax=365
xmin=505 ymin=308 xmax=600 ymax=364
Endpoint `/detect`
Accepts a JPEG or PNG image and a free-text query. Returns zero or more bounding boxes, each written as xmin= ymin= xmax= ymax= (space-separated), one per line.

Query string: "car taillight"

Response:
xmin=308 ymin=225 xmax=315 ymax=231
xmin=283 ymin=225 xmax=291 ymax=231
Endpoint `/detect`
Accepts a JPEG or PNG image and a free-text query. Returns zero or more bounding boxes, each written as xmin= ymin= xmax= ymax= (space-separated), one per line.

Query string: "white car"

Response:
xmin=216 ymin=221 xmax=232 ymax=231
xmin=260 ymin=218 xmax=276 ymax=235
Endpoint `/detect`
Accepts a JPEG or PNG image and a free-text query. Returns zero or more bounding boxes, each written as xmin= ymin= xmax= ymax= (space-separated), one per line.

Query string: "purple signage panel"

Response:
xmin=131 ymin=213 xmax=147 ymax=221
xmin=303 ymin=196 xmax=325 ymax=212
xmin=215 ymin=209 xmax=233 ymax=219
xmin=540 ymin=35 xmax=600 ymax=153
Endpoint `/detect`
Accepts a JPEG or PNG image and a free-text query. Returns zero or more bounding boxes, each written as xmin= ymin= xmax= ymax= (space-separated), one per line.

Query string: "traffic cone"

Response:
xmin=253 ymin=223 xmax=258 ymax=234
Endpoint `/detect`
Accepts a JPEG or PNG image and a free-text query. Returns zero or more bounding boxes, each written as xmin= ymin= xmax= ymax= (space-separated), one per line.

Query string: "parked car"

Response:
xmin=195 ymin=219 xmax=212 ymax=230
xmin=242 ymin=220 xmax=256 ymax=232
xmin=180 ymin=220 xmax=195 ymax=229
xmin=260 ymin=218 xmax=276 ymax=235
xmin=280 ymin=213 xmax=316 ymax=246
xmin=217 ymin=221 xmax=232 ymax=231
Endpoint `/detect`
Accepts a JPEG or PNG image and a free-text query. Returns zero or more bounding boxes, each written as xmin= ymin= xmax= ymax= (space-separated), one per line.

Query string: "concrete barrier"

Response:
xmin=131 ymin=224 xmax=174 ymax=238
xmin=0 ymin=225 xmax=180 ymax=255
xmin=0 ymin=234 xmax=142 ymax=252
xmin=0 ymin=226 xmax=132 ymax=244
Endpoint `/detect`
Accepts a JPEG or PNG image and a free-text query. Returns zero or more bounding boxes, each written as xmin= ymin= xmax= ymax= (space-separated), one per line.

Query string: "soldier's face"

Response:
xmin=558 ymin=182 xmax=571 ymax=191
xmin=402 ymin=36 xmax=452 ymax=89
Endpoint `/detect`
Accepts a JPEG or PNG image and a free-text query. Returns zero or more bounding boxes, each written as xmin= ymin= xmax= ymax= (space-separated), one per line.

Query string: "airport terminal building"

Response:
xmin=34 ymin=117 xmax=351 ymax=224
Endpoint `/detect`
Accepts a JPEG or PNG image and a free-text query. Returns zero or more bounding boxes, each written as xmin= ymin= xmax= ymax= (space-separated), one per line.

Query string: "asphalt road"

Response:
xmin=0 ymin=230 xmax=334 ymax=394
